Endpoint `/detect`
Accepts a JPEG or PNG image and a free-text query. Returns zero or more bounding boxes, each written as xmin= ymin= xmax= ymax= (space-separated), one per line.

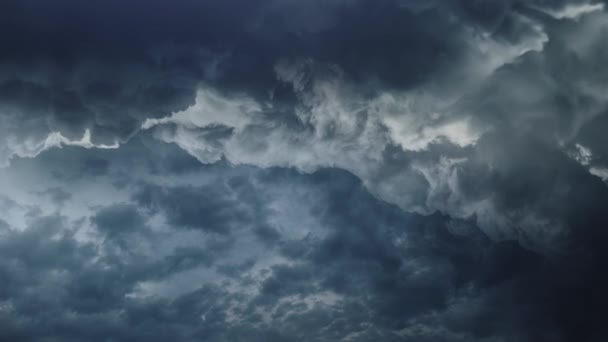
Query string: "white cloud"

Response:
xmin=590 ymin=167 xmax=608 ymax=181
xmin=568 ymin=143 xmax=608 ymax=182
xmin=1 ymin=128 xmax=120 ymax=168
xmin=541 ymin=2 xmax=604 ymax=20
xmin=142 ymin=89 xmax=261 ymax=131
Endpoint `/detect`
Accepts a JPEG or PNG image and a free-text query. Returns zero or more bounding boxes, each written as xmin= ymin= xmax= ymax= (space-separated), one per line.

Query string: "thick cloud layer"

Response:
xmin=0 ymin=140 xmax=606 ymax=342
xmin=2 ymin=1 xmax=608 ymax=341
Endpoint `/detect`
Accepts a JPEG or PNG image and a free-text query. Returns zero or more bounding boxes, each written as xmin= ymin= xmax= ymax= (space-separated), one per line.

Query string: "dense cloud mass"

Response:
xmin=1 ymin=0 xmax=608 ymax=341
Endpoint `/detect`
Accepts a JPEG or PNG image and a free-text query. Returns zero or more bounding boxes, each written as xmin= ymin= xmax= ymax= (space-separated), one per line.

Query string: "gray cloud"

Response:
xmin=0 ymin=0 xmax=553 ymax=165
xmin=1 ymin=1 xmax=608 ymax=341
xmin=0 ymin=162 xmax=602 ymax=341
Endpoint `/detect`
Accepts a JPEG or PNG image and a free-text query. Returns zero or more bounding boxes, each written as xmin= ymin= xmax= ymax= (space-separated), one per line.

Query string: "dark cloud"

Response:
xmin=34 ymin=187 xmax=72 ymax=207
xmin=1 ymin=0 xmax=608 ymax=341
xmin=91 ymin=203 xmax=146 ymax=245
xmin=0 ymin=158 xmax=606 ymax=341
xmin=133 ymin=181 xmax=266 ymax=235
xmin=0 ymin=0 xmax=547 ymax=162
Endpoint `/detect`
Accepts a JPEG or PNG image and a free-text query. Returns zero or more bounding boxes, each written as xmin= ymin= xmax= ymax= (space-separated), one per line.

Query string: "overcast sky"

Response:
xmin=1 ymin=1 xmax=608 ymax=341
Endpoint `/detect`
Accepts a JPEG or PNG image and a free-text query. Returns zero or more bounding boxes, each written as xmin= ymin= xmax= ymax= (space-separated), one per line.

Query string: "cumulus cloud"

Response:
xmin=135 ymin=1 xmax=608 ymax=252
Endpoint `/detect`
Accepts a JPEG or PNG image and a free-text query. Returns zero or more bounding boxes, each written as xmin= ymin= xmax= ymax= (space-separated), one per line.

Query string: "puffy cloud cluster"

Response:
xmin=142 ymin=1 xmax=608 ymax=250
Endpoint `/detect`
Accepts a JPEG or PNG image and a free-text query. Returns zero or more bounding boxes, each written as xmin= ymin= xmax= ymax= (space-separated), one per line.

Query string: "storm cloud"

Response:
xmin=1 ymin=0 xmax=608 ymax=341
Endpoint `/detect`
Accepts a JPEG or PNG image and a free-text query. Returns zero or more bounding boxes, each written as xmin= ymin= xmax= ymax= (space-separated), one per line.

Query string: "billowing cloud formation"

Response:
xmin=0 ymin=0 xmax=546 ymax=164
xmin=141 ymin=1 xmax=608 ymax=250
xmin=0 ymin=140 xmax=607 ymax=342
xmin=2 ymin=0 xmax=608 ymax=341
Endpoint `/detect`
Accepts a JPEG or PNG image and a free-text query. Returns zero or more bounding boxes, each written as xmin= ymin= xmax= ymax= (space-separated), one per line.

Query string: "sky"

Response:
xmin=1 ymin=1 xmax=608 ymax=341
